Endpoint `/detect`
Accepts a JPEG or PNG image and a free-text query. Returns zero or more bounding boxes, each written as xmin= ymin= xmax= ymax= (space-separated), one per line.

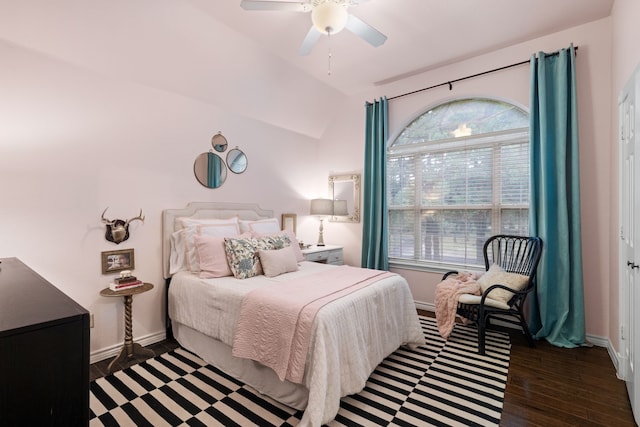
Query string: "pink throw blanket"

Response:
xmin=434 ymin=272 xmax=481 ymax=339
xmin=232 ymin=266 xmax=394 ymax=384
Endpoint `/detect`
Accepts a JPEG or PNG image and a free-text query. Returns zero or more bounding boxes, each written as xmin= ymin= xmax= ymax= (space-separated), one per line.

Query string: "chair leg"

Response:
xmin=477 ymin=316 xmax=487 ymax=355
xmin=515 ymin=305 xmax=536 ymax=348
xmin=519 ymin=316 xmax=536 ymax=348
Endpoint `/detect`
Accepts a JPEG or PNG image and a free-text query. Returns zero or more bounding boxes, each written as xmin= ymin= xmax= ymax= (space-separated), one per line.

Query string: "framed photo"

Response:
xmin=101 ymin=248 xmax=135 ymax=274
xmin=281 ymin=213 xmax=297 ymax=234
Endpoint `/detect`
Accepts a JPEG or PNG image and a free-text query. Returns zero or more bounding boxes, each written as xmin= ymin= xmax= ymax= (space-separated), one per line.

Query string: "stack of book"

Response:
xmin=109 ymin=275 xmax=143 ymax=291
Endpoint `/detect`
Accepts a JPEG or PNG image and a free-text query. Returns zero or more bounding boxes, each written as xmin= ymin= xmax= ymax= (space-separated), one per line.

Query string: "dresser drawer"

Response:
xmin=305 ymin=251 xmax=330 ymax=262
xmin=327 ymin=250 xmax=343 ymax=265
xmin=302 ymin=246 xmax=344 ymax=266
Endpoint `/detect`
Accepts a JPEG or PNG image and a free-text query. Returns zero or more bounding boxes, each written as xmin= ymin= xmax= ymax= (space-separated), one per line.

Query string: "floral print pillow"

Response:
xmin=224 ymin=234 xmax=291 ymax=279
xmin=255 ymin=234 xmax=290 ymax=251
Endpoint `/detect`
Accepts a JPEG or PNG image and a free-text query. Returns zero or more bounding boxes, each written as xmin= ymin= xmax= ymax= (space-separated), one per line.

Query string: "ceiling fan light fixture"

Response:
xmin=311 ymin=1 xmax=348 ymax=35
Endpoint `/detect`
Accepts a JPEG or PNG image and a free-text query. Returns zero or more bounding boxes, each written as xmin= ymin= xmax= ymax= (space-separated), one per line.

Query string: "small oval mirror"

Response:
xmin=227 ymin=148 xmax=248 ymax=174
xmin=211 ymin=133 xmax=228 ymax=153
xmin=194 ymin=152 xmax=227 ymax=188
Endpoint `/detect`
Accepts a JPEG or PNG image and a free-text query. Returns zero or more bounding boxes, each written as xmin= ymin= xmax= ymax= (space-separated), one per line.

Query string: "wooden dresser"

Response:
xmin=0 ymin=257 xmax=89 ymax=427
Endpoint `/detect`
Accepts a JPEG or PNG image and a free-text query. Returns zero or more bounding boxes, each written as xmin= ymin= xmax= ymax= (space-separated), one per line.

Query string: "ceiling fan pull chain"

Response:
xmin=327 ymin=30 xmax=332 ymax=76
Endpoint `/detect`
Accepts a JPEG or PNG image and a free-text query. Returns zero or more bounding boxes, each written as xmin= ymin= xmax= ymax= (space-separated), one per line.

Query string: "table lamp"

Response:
xmin=310 ymin=198 xmax=333 ymax=246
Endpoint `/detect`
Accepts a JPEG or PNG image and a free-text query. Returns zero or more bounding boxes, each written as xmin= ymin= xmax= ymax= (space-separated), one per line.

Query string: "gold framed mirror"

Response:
xmin=329 ymin=173 xmax=360 ymax=223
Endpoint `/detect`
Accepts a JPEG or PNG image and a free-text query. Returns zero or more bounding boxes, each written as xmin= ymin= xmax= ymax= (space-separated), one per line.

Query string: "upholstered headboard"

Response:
xmin=161 ymin=202 xmax=274 ymax=279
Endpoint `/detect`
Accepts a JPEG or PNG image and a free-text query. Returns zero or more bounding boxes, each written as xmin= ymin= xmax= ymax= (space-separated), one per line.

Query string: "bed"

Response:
xmin=162 ymin=202 xmax=425 ymax=426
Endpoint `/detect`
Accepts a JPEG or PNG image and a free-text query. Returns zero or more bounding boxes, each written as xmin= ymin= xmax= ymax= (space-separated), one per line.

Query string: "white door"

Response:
xmin=619 ymin=65 xmax=640 ymax=425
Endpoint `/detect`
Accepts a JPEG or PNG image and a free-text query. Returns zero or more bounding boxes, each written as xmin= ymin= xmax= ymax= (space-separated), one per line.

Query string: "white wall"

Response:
xmin=319 ymin=18 xmax=615 ymax=340
xmin=0 ymin=3 xmax=336 ymax=357
xmin=610 ymin=0 xmax=640 ymax=350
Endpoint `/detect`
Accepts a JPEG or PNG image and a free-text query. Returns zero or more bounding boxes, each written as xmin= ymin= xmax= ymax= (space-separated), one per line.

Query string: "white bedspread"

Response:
xmin=168 ymin=262 xmax=425 ymax=426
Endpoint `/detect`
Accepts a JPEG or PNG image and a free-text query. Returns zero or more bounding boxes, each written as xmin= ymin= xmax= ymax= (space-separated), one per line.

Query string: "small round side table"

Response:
xmin=100 ymin=282 xmax=155 ymax=373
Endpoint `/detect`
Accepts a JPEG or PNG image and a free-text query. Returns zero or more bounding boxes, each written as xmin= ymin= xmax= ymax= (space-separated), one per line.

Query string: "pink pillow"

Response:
xmin=251 ymin=230 xmax=304 ymax=263
xmin=194 ymin=234 xmax=233 ymax=278
xmin=258 ymin=246 xmax=299 ymax=278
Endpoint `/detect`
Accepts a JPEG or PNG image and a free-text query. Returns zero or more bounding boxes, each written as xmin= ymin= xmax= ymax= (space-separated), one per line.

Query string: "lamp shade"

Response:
xmin=311 ymin=1 xmax=348 ymax=35
xmin=310 ymin=198 xmax=334 ymax=216
xmin=333 ymin=199 xmax=348 ymax=216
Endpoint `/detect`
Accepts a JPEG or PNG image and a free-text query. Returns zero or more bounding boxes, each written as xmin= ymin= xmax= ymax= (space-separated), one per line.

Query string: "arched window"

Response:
xmin=387 ymin=98 xmax=529 ymax=269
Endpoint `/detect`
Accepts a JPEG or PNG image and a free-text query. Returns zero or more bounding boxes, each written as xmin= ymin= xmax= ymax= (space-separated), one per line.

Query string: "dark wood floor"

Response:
xmin=419 ymin=310 xmax=635 ymax=427
xmin=500 ymin=326 xmax=636 ymax=426
xmin=91 ymin=313 xmax=636 ymax=427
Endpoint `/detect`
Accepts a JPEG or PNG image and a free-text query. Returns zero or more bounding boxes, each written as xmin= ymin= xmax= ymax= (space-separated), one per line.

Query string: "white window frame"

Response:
xmin=387 ymin=99 xmax=530 ymax=272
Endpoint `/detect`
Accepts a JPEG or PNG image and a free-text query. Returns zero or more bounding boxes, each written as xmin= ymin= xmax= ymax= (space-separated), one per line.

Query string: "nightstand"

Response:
xmin=301 ymin=245 xmax=343 ymax=265
xmin=100 ymin=283 xmax=155 ymax=373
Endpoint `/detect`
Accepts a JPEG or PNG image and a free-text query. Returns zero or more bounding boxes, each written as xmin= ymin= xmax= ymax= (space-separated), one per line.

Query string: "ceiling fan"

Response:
xmin=240 ymin=0 xmax=387 ymax=55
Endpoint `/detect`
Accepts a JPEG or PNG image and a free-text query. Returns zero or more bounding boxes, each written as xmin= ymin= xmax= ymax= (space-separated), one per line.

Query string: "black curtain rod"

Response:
xmin=387 ymin=45 xmax=578 ymax=102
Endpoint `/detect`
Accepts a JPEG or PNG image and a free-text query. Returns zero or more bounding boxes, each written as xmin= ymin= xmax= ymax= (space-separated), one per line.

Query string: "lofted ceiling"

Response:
xmin=188 ymin=0 xmax=614 ymax=96
xmin=0 ymin=0 xmax=615 ymax=139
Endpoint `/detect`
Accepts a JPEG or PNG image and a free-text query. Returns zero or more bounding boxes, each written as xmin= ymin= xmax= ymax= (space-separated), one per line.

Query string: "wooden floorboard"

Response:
xmin=91 ymin=312 xmax=636 ymax=426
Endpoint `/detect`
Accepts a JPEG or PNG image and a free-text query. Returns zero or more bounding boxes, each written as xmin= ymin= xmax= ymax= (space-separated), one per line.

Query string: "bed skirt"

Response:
xmin=172 ymin=321 xmax=310 ymax=410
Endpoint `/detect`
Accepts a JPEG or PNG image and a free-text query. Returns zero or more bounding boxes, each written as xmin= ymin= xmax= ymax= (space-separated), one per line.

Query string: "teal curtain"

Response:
xmin=207 ymin=152 xmax=221 ymax=188
xmin=361 ymin=97 xmax=389 ymax=270
xmin=529 ymin=44 xmax=586 ymax=347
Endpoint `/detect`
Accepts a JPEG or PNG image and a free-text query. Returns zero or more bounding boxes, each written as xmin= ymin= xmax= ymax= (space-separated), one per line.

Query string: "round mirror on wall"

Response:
xmin=194 ymin=152 xmax=227 ymax=188
xmin=211 ymin=133 xmax=228 ymax=153
xmin=227 ymin=148 xmax=248 ymax=174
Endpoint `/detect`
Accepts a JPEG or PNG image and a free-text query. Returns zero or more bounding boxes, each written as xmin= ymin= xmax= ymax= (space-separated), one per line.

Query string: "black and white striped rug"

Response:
xmin=90 ymin=316 xmax=510 ymax=426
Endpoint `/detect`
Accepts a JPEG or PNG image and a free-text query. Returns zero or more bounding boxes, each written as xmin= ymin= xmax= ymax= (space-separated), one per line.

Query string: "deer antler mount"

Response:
xmin=101 ymin=208 xmax=145 ymax=244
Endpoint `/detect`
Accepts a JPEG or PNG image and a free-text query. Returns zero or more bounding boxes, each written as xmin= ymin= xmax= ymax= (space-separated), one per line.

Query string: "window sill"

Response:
xmin=389 ymin=259 xmax=484 ymax=276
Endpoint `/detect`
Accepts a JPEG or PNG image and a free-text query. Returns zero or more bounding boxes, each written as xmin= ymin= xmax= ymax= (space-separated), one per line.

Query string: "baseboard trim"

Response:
xmin=415 ymin=301 xmax=435 ymax=312
xmin=90 ymin=331 xmax=166 ymax=364
xmin=414 ymin=300 xmax=617 ymax=352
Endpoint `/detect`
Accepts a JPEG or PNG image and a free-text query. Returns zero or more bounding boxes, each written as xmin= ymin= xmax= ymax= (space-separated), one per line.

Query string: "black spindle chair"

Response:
xmin=442 ymin=235 xmax=543 ymax=354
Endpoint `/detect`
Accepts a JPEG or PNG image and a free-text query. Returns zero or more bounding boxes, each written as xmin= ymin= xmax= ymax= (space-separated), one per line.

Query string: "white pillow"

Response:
xmin=239 ymin=218 xmax=280 ymax=234
xmin=258 ymin=246 xmax=299 ymax=278
xmin=477 ymin=264 xmax=529 ymax=304
xmin=458 ymin=294 xmax=511 ymax=310
xmin=176 ymin=216 xmax=239 ymax=230
xmin=197 ymin=223 xmax=240 ymax=237
xmin=169 ymin=229 xmax=188 ymax=275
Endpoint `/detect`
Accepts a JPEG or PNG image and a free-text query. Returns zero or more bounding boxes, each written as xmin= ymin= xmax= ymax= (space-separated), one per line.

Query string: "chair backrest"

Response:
xmin=483 ymin=235 xmax=543 ymax=281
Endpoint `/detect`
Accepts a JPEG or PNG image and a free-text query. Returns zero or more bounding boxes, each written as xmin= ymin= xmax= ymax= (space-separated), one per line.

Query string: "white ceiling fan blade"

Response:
xmin=298 ymin=26 xmax=321 ymax=55
xmin=345 ymin=14 xmax=387 ymax=47
xmin=240 ymin=1 xmax=310 ymax=12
